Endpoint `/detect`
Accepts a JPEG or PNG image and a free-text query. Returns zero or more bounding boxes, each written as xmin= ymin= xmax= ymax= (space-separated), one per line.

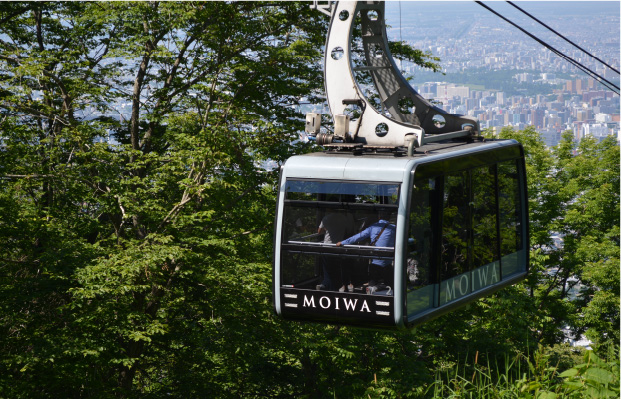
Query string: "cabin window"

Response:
xmin=407 ymin=177 xmax=438 ymax=314
xmin=439 ymin=169 xmax=472 ymax=305
xmin=407 ymin=152 xmax=526 ymax=319
xmin=280 ymin=180 xmax=399 ymax=295
xmin=498 ymin=159 xmax=526 ymax=277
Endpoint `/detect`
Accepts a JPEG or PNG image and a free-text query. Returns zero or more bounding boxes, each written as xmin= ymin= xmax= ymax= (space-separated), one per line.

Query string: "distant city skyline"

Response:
xmin=380 ymin=1 xmax=620 ymax=145
xmin=384 ymin=1 xmax=619 ymax=79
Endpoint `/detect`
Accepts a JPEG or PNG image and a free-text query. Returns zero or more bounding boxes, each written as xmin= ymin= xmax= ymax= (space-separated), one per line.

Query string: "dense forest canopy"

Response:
xmin=0 ymin=2 xmax=618 ymax=397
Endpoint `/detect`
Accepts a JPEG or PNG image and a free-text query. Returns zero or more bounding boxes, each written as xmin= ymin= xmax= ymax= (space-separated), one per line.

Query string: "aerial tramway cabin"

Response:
xmin=273 ymin=1 xmax=529 ymax=329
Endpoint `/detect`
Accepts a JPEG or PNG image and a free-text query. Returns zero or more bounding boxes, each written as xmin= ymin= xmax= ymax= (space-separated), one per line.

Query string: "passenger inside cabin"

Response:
xmin=336 ymin=211 xmax=396 ymax=289
xmin=316 ymin=209 xmax=355 ymax=291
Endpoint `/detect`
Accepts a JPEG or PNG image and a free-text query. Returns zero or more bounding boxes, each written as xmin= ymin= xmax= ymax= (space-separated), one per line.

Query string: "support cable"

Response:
xmin=475 ymin=1 xmax=620 ymax=94
xmin=506 ymin=1 xmax=619 ymax=75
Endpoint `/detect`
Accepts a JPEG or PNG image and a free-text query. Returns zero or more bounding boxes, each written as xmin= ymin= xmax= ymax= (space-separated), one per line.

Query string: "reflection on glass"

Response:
xmin=471 ymin=262 xmax=500 ymax=291
xmin=407 ymin=285 xmax=435 ymax=315
xmin=404 ymin=149 xmax=527 ymax=319
xmin=439 ymin=271 xmax=471 ymax=305
xmin=441 ymin=171 xmax=469 ymax=282
xmin=285 ymin=181 xmax=399 ymax=204
xmin=281 ymin=252 xmax=318 ymax=287
xmin=472 ymin=166 xmax=498 ymax=269
xmin=407 ymin=177 xmax=436 ymax=316
xmin=498 ymin=160 xmax=524 ymax=276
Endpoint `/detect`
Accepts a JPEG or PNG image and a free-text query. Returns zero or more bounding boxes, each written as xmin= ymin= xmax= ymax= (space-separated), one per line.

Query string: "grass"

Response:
xmin=424 ymin=345 xmax=619 ymax=399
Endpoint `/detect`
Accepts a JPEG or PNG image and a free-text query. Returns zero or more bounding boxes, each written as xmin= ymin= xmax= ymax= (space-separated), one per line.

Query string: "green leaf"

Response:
xmin=537 ymin=391 xmax=557 ymax=399
xmin=584 ymin=367 xmax=616 ymax=385
xmin=559 ymin=368 xmax=579 ymax=378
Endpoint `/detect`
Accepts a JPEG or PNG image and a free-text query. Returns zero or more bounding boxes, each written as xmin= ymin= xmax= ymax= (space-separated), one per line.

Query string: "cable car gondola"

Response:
xmin=273 ymin=1 xmax=529 ymax=329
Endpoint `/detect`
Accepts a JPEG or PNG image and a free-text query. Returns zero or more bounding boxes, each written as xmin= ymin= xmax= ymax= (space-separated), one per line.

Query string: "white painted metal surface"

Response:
xmin=322 ymin=1 xmax=480 ymax=148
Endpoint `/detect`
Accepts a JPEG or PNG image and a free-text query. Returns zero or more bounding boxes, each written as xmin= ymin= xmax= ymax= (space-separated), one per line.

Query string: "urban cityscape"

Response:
xmin=385 ymin=1 xmax=620 ymax=146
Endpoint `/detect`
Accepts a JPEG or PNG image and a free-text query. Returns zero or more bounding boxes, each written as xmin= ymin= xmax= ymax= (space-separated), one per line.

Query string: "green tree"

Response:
xmin=493 ymin=127 xmax=620 ymax=349
xmin=0 ymin=2 xmax=327 ymax=396
xmin=0 ymin=2 xmax=443 ymax=397
xmin=554 ymin=133 xmax=620 ymax=347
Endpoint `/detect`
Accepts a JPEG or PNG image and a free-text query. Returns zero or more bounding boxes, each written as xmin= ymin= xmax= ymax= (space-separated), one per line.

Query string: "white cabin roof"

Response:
xmin=282 ymin=139 xmax=519 ymax=183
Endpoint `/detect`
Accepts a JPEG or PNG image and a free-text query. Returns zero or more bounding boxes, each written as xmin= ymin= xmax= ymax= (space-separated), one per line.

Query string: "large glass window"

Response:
xmin=407 ymin=149 xmax=526 ymax=320
xmin=407 ymin=177 xmax=438 ymax=314
xmin=281 ymin=180 xmax=399 ymax=295
xmin=437 ymin=170 xmax=473 ymax=305
xmin=472 ymin=166 xmax=498 ymax=269
xmin=471 ymin=165 xmax=501 ymax=292
xmin=440 ymin=171 xmax=471 ymax=282
xmin=498 ymin=160 xmax=525 ymax=277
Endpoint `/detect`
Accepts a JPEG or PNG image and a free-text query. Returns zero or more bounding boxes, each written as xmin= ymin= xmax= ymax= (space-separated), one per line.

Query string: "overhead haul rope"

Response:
xmin=475 ymin=1 xmax=620 ymax=95
xmin=506 ymin=1 xmax=619 ymax=75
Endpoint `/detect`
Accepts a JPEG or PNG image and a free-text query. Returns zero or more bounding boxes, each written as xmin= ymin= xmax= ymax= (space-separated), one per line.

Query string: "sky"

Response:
xmin=384 ymin=0 xmax=620 ymax=18
xmin=383 ymin=1 xmax=620 ymax=47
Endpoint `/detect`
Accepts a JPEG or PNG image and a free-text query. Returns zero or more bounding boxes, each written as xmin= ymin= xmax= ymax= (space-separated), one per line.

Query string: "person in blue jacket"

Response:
xmin=336 ymin=212 xmax=396 ymax=286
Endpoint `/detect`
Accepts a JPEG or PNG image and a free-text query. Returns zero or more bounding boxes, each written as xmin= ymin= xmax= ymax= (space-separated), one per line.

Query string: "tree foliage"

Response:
xmin=493 ymin=126 xmax=620 ymax=349
xmin=0 ymin=2 xmax=327 ymax=396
